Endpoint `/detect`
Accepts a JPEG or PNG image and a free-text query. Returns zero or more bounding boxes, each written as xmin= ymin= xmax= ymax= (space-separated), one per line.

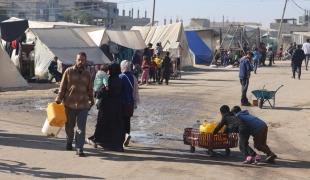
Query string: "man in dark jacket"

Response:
xmin=291 ymin=45 xmax=305 ymax=80
xmin=214 ymin=105 xmax=257 ymax=164
xmin=232 ymin=106 xmax=277 ymax=163
xmin=239 ymin=51 xmax=253 ymax=106
xmin=48 ymin=56 xmax=62 ymax=82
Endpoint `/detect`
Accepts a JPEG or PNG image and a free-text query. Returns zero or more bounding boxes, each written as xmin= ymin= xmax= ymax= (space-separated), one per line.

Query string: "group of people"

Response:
xmin=214 ymin=105 xmax=277 ymax=164
xmin=286 ymin=40 xmax=310 ymax=79
xmin=55 ymin=52 xmax=139 ymax=156
xmin=237 ymin=39 xmax=310 ymax=106
xmin=133 ymin=43 xmax=177 ymax=86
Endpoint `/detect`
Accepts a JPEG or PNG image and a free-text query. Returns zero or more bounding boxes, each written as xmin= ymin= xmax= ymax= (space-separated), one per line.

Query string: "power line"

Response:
xmin=290 ymin=0 xmax=306 ymax=11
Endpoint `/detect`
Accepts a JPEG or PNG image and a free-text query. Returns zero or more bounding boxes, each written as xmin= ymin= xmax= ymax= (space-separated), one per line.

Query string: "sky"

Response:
xmin=109 ymin=0 xmax=310 ymax=28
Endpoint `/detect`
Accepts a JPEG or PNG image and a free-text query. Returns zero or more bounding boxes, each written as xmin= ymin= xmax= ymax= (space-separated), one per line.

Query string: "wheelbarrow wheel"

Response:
xmin=259 ymin=99 xmax=264 ymax=109
xmin=225 ymin=148 xmax=231 ymax=156
xmin=190 ymin=146 xmax=195 ymax=153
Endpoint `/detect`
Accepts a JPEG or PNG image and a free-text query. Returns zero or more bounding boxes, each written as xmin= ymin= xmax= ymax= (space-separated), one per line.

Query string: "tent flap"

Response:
xmin=0 ymin=45 xmax=28 ymax=88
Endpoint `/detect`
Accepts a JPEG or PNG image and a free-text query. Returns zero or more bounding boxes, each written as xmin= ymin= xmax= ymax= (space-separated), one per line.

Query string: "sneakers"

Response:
xmin=265 ymin=154 xmax=277 ymax=163
xmin=243 ymin=156 xmax=254 ymax=164
xmin=124 ymin=134 xmax=131 ymax=147
xmin=66 ymin=143 xmax=73 ymax=151
xmin=253 ymin=155 xmax=261 ymax=164
xmin=86 ymin=138 xmax=98 ymax=148
xmin=76 ymin=149 xmax=86 ymax=157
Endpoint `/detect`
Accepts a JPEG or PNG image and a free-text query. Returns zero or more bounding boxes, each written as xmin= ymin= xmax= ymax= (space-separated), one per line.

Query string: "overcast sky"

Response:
xmin=110 ymin=0 xmax=310 ymax=27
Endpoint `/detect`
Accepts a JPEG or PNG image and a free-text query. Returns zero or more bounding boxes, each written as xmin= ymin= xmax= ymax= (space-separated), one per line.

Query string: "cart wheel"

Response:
xmin=259 ymin=99 xmax=264 ymax=109
xmin=225 ymin=148 xmax=231 ymax=156
xmin=190 ymin=146 xmax=195 ymax=153
xmin=207 ymin=149 xmax=215 ymax=156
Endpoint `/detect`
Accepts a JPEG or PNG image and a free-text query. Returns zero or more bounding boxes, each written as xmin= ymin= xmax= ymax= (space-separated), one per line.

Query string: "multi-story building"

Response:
xmin=0 ymin=0 xmax=150 ymax=29
xmin=270 ymin=18 xmax=310 ymax=34
xmin=0 ymin=0 xmax=59 ymax=21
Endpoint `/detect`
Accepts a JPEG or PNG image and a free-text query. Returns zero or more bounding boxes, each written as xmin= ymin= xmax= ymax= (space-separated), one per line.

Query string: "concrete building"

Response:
xmin=0 ymin=0 xmax=59 ymax=21
xmin=112 ymin=9 xmax=150 ymax=30
xmin=189 ymin=18 xmax=210 ymax=29
xmin=0 ymin=0 xmax=150 ymax=29
xmin=270 ymin=18 xmax=310 ymax=34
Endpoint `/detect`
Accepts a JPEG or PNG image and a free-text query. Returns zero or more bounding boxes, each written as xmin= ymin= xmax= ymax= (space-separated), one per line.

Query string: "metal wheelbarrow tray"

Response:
xmin=251 ymin=85 xmax=284 ymax=109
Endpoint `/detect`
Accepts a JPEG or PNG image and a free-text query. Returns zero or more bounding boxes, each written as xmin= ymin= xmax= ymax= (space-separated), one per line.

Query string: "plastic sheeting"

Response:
xmin=185 ymin=31 xmax=213 ymax=65
xmin=29 ymin=21 xmax=90 ymax=29
xmin=32 ymin=28 xmax=110 ymax=77
xmin=132 ymin=23 xmax=193 ymax=67
xmin=88 ymin=29 xmax=146 ymax=50
xmin=0 ymin=45 xmax=28 ymax=88
xmin=106 ymin=30 xmax=146 ymax=50
xmin=1 ymin=17 xmax=29 ymax=42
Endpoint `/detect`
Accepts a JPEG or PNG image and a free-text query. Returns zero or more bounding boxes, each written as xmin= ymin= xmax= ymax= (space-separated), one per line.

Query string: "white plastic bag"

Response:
xmin=41 ymin=118 xmax=62 ymax=137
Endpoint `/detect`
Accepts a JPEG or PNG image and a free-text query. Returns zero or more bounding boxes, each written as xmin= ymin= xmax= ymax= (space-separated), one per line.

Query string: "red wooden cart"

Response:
xmin=183 ymin=128 xmax=238 ymax=156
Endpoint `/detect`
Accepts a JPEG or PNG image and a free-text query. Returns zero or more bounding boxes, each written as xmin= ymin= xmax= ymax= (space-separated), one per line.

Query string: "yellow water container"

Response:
xmin=199 ymin=121 xmax=217 ymax=133
xmin=46 ymin=102 xmax=67 ymax=127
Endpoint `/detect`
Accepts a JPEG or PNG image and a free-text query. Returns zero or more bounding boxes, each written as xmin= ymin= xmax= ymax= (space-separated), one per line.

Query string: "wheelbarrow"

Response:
xmin=251 ymin=85 xmax=284 ymax=109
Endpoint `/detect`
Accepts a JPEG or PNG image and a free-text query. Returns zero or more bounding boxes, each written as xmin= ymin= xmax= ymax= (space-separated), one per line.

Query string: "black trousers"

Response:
xmin=240 ymin=78 xmax=249 ymax=104
xmin=292 ymin=64 xmax=301 ymax=79
xmin=260 ymin=53 xmax=266 ymax=66
xmin=239 ymin=131 xmax=256 ymax=157
xmin=123 ymin=116 xmax=131 ymax=134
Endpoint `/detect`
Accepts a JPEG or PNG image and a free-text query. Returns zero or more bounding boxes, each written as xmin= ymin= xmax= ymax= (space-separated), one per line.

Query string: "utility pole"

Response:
xmin=152 ymin=0 xmax=156 ymax=26
xmin=277 ymin=0 xmax=288 ymax=46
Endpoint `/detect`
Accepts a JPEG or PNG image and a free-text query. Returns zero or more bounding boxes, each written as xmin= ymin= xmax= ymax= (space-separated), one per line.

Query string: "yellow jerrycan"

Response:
xmin=46 ymin=102 xmax=67 ymax=127
xmin=200 ymin=121 xmax=217 ymax=133
xmin=205 ymin=122 xmax=217 ymax=133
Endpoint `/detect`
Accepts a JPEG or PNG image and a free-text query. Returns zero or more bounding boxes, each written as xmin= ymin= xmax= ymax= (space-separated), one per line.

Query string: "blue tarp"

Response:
xmin=185 ymin=31 xmax=213 ymax=65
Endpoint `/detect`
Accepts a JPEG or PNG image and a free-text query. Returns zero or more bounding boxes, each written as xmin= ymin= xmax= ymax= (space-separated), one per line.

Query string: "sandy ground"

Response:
xmin=0 ymin=61 xmax=310 ymax=180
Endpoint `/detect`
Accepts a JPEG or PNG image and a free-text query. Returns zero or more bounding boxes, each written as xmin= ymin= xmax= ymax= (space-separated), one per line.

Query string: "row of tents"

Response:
xmin=0 ymin=18 xmax=215 ymax=89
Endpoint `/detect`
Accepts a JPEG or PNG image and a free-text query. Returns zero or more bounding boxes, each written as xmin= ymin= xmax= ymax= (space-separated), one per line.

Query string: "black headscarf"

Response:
xmin=108 ymin=63 xmax=121 ymax=77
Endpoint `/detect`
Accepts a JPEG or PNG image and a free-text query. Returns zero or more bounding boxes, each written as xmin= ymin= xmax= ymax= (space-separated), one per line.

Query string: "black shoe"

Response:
xmin=76 ymin=149 xmax=86 ymax=157
xmin=66 ymin=143 xmax=73 ymax=151
xmin=265 ymin=154 xmax=277 ymax=163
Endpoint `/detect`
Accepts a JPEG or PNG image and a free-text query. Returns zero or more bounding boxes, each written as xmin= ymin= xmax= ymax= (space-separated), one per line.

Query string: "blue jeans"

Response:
xmin=240 ymin=78 xmax=250 ymax=104
xmin=65 ymin=107 xmax=89 ymax=150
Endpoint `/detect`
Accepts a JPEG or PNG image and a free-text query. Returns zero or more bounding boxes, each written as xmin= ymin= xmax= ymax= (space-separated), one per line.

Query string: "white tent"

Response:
xmin=32 ymin=28 xmax=110 ymax=78
xmin=29 ymin=21 xmax=91 ymax=29
xmin=0 ymin=45 xmax=28 ymax=88
xmin=87 ymin=29 xmax=146 ymax=50
xmin=132 ymin=23 xmax=193 ymax=67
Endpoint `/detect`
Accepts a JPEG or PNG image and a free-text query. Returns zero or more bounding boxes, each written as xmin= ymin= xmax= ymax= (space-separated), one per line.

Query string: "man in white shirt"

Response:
xmin=302 ymin=39 xmax=310 ymax=70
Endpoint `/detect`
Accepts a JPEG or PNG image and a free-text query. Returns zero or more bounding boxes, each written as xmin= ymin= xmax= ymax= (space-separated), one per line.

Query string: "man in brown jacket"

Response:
xmin=56 ymin=52 xmax=94 ymax=157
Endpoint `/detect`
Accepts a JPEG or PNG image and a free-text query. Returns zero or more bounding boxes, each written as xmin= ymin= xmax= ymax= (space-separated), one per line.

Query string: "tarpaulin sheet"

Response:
xmin=185 ymin=31 xmax=213 ymax=65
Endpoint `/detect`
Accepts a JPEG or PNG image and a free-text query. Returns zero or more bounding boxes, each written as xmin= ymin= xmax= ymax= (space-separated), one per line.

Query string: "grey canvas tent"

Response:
xmin=32 ymin=28 xmax=110 ymax=78
xmin=0 ymin=45 xmax=28 ymax=88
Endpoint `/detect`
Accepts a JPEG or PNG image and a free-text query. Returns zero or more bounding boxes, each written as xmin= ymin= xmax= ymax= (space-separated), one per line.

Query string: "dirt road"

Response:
xmin=0 ymin=61 xmax=309 ymax=179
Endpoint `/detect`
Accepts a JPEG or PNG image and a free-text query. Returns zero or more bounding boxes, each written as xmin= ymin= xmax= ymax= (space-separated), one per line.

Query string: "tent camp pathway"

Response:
xmin=0 ymin=61 xmax=309 ymax=179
